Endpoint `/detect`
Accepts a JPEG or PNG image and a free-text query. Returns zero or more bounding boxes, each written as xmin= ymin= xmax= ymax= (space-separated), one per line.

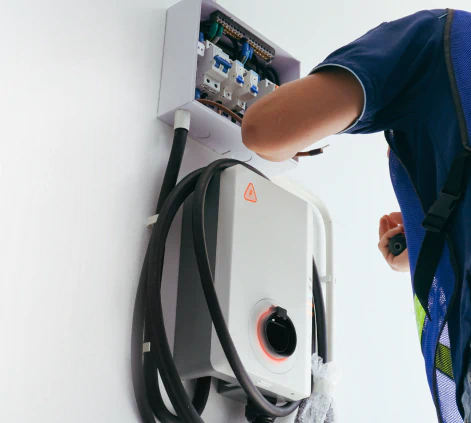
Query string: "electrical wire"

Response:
xmin=311 ymin=259 xmax=328 ymax=362
xmin=228 ymin=35 xmax=239 ymax=59
xmin=251 ymin=53 xmax=261 ymax=77
xmin=144 ymin=343 xmax=211 ymax=421
xmin=215 ymin=36 xmax=238 ymax=61
xmin=197 ymin=99 xmax=243 ymax=123
xmin=212 ymin=24 xmax=224 ymax=45
xmin=207 ymin=21 xmax=219 ymax=41
xmin=295 ymin=146 xmax=330 ymax=157
xmin=294 ymin=259 xmax=328 ymax=423
xmin=131 ymin=126 xmax=211 ymax=423
xmin=265 ymin=67 xmax=280 ymax=86
xmin=147 ymin=172 xmax=204 ymax=422
xmin=155 ymin=128 xmax=189 ymax=213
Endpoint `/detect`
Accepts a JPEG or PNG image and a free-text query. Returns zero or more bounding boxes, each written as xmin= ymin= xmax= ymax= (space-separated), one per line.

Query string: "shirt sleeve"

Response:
xmin=311 ymin=9 xmax=447 ymax=134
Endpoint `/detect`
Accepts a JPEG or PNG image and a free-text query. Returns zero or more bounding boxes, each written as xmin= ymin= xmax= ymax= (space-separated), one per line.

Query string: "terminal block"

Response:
xmin=210 ymin=10 xmax=276 ymax=63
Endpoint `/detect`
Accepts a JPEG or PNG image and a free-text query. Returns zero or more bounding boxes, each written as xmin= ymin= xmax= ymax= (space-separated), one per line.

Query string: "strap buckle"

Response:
xmin=422 ymin=191 xmax=460 ymax=233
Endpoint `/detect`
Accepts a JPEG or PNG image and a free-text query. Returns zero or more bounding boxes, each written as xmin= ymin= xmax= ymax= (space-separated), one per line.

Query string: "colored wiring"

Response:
xmin=240 ymin=40 xmax=251 ymax=64
xmin=216 ymin=39 xmax=239 ymax=61
xmin=295 ymin=146 xmax=329 ymax=157
xmin=197 ymin=99 xmax=243 ymax=123
xmin=212 ymin=24 xmax=224 ymax=44
xmin=251 ymin=53 xmax=261 ymax=77
xmin=207 ymin=21 xmax=219 ymax=40
xmin=228 ymin=35 xmax=239 ymax=59
xmin=265 ymin=67 xmax=280 ymax=86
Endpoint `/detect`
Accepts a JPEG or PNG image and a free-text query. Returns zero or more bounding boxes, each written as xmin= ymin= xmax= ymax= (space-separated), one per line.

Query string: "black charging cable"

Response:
xmin=131 ymin=112 xmax=211 ymax=423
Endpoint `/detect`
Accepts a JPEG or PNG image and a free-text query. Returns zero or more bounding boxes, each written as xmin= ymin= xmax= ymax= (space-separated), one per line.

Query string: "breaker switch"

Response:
xmin=213 ymin=55 xmax=232 ymax=74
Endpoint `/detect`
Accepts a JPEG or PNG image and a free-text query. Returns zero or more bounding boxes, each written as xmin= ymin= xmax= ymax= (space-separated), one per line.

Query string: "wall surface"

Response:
xmin=0 ymin=1 xmax=469 ymax=423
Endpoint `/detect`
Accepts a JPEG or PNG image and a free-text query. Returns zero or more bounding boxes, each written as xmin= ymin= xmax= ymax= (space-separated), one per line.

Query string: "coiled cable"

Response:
xmin=132 ymin=122 xmax=328 ymax=422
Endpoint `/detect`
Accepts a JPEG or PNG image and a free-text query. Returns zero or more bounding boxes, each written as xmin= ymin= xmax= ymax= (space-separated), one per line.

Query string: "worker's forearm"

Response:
xmin=242 ymin=68 xmax=364 ymax=162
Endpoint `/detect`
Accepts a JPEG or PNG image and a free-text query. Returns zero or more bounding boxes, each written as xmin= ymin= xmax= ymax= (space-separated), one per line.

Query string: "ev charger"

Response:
xmin=174 ymin=165 xmax=313 ymax=402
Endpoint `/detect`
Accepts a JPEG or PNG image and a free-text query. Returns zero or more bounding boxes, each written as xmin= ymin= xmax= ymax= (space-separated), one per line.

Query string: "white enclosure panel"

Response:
xmin=158 ymin=0 xmax=201 ymax=117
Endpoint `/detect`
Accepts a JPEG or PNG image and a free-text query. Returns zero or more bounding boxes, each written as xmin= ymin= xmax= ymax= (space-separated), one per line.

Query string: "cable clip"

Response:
xmin=143 ymin=342 xmax=151 ymax=353
xmin=147 ymin=214 xmax=159 ymax=228
xmin=320 ymin=275 xmax=333 ymax=284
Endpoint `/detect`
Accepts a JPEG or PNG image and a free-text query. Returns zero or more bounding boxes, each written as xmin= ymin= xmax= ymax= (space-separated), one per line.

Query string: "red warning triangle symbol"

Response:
xmin=244 ymin=183 xmax=257 ymax=203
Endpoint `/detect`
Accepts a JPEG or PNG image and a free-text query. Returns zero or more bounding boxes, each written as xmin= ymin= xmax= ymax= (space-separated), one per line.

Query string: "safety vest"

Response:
xmin=388 ymin=10 xmax=471 ymax=423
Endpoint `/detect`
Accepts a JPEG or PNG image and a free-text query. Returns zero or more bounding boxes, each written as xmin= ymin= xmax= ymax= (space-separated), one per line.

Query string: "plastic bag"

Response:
xmin=295 ymin=354 xmax=340 ymax=423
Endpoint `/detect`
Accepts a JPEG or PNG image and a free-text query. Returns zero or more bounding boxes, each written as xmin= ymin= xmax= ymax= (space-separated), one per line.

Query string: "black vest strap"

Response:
xmin=414 ymin=151 xmax=471 ymax=318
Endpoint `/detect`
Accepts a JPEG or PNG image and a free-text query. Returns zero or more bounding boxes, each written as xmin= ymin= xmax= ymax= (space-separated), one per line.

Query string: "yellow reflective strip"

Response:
xmin=436 ymin=343 xmax=454 ymax=380
xmin=414 ymin=295 xmax=426 ymax=342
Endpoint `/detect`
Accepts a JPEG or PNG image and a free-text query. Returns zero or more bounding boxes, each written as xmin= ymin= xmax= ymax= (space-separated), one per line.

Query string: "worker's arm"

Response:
xmin=242 ymin=67 xmax=364 ymax=162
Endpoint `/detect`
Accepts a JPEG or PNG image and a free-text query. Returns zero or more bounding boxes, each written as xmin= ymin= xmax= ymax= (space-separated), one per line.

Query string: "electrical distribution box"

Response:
xmin=158 ymin=0 xmax=302 ymax=177
xmin=174 ymin=166 xmax=313 ymax=401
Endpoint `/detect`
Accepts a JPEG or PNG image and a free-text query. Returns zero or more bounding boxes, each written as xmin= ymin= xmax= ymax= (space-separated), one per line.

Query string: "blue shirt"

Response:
xmin=312 ymin=9 xmax=470 ymax=421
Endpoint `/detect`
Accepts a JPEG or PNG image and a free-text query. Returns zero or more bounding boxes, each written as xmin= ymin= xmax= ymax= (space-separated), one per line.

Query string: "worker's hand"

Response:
xmin=378 ymin=212 xmax=410 ymax=272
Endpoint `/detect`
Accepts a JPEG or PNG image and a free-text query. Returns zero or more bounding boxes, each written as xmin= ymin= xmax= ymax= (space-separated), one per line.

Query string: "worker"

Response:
xmin=242 ymin=9 xmax=471 ymax=423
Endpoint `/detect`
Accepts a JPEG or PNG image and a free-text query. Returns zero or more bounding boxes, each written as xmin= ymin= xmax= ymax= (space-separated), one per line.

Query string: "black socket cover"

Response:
xmin=264 ymin=307 xmax=297 ymax=357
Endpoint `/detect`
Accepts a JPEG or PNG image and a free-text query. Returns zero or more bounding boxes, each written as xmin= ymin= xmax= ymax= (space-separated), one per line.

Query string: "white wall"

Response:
xmin=0 ymin=1 xmax=468 ymax=423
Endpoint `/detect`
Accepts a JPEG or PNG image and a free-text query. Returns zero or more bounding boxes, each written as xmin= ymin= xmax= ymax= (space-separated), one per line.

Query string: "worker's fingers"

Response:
xmin=379 ymin=225 xmax=403 ymax=248
xmin=388 ymin=212 xmax=403 ymax=225
xmin=379 ymin=215 xmax=390 ymax=239
xmin=378 ymin=225 xmax=404 ymax=259
xmin=388 ymin=249 xmax=410 ymax=272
